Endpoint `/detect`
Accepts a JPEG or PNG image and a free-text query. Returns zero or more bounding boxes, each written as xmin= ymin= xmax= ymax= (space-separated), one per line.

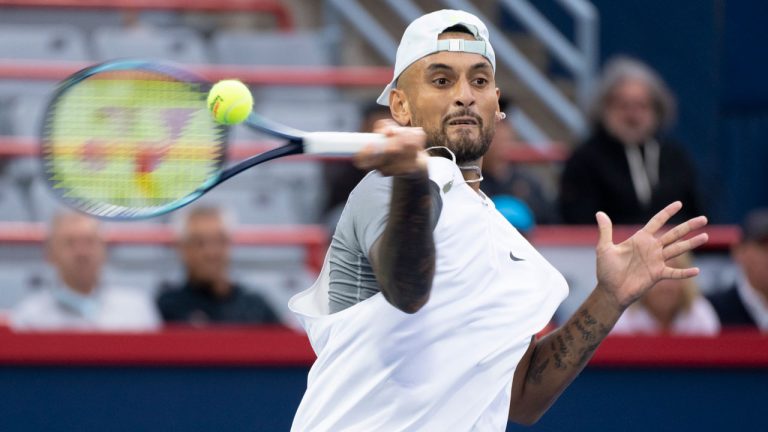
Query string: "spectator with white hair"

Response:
xmin=157 ymin=206 xmax=281 ymax=325
xmin=11 ymin=211 xmax=160 ymax=331
xmin=559 ymin=56 xmax=703 ymax=225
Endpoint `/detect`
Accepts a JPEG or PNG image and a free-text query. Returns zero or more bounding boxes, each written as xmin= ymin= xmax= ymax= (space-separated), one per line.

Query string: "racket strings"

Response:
xmin=42 ymin=68 xmax=227 ymax=218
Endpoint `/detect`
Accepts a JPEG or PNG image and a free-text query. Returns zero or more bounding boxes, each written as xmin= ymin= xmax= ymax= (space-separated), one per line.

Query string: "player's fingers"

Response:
xmin=662 ymin=232 xmax=709 ymax=260
xmin=595 ymin=211 xmax=613 ymax=247
xmin=643 ymin=201 xmax=683 ymax=235
xmin=372 ymin=119 xmax=400 ymax=135
xmin=659 ymin=215 xmax=708 ymax=246
xmin=353 ymin=143 xmax=388 ymax=169
xmin=661 ymin=265 xmax=700 ymax=280
xmin=354 ymin=140 xmax=427 ymax=175
xmin=393 ymin=127 xmax=426 ymax=151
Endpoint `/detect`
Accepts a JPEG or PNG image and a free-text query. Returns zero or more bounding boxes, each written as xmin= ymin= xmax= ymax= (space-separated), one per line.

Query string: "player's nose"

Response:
xmin=452 ymin=79 xmax=476 ymax=107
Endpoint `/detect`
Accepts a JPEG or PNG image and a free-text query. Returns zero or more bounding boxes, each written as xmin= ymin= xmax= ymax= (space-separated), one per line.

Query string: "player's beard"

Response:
xmin=418 ymin=109 xmax=495 ymax=165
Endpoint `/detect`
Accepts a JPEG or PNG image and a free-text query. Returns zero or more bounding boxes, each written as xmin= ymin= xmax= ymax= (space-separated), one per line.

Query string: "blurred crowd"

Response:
xmin=2 ymin=55 xmax=766 ymax=336
xmin=9 ymin=207 xmax=282 ymax=331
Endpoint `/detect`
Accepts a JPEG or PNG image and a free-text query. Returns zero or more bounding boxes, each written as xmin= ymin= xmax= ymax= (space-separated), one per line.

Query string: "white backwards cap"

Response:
xmin=377 ymin=9 xmax=496 ymax=106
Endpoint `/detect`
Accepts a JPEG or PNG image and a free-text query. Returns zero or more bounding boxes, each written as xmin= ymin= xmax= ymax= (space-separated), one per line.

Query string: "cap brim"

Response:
xmin=377 ymin=82 xmax=394 ymax=106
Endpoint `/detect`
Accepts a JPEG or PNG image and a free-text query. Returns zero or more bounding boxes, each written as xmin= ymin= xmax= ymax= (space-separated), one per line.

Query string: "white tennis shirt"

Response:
xmin=289 ymin=156 xmax=568 ymax=431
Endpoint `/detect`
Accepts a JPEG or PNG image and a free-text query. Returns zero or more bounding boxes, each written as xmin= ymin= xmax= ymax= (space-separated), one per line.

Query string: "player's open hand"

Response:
xmin=594 ymin=201 xmax=709 ymax=310
xmin=354 ymin=119 xmax=429 ymax=177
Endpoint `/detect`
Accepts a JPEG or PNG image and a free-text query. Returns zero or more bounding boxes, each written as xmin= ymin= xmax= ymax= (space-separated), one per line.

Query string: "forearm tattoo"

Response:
xmin=377 ymin=174 xmax=435 ymax=312
xmin=526 ymin=309 xmax=611 ymax=385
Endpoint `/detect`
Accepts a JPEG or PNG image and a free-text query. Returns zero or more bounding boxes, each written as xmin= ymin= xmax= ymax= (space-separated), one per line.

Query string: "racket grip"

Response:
xmin=303 ymin=132 xmax=386 ymax=155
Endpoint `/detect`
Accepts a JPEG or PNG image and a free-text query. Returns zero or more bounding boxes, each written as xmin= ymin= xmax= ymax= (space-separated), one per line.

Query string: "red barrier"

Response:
xmin=0 ymin=0 xmax=293 ymax=30
xmin=0 ymin=325 xmax=315 ymax=366
xmin=0 ymin=326 xmax=764 ymax=368
xmin=592 ymin=331 xmax=768 ymax=368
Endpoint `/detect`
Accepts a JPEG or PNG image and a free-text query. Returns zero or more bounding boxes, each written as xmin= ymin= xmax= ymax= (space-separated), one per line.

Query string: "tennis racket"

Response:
xmin=41 ymin=59 xmax=385 ymax=219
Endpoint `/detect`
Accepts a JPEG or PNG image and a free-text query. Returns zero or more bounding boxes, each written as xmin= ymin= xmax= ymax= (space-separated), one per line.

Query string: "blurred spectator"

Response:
xmin=492 ymin=195 xmax=535 ymax=235
xmin=10 ymin=212 xmax=160 ymax=331
xmin=321 ymin=102 xmax=391 ymax=230
xmin=559 ymin=56 xmax=702 ymax=225
xmin=157 ymin=206 xmax=281 ymax=325
xmin=482 ymin=98 xmax=559 ymax=224
xmin=707 ymin=208 xmax=768 ymax=331
xmin=612 ymin=252 xmax=720 ymax=336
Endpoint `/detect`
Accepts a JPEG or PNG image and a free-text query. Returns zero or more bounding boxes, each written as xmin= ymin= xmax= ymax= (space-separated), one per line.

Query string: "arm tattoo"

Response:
xmin=526 ymin=308 xmax=611 ymax=384
xmin=527 ymin=357 xmax=549 ymax=385
xmin=376 ymin=174 xmax=436 ymax=313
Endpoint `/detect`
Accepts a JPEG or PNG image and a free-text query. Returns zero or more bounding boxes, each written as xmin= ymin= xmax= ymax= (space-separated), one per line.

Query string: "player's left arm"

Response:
xmin=508 ymin=202 xmax=708 ymax=425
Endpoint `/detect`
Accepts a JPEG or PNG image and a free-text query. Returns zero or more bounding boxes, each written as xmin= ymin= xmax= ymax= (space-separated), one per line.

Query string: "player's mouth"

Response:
xmin=447 ymin=117 xmax=479 ymax=126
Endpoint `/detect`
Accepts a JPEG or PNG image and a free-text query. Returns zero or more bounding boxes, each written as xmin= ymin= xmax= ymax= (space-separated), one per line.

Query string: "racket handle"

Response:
xmin=303 ymin=132 xmax=386 ymax=155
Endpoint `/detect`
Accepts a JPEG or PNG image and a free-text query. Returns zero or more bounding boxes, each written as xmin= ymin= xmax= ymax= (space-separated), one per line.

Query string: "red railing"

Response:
xmin=0 ymin=326 xmax=764 ymax=368
xmin=0 ymin=0 xmax=293 ymax=30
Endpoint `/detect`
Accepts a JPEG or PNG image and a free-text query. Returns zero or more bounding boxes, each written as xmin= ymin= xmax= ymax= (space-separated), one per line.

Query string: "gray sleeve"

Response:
xmin=349 ymin=172 xmax=393 ymax=259
xmin=326 ymin=172 xmax=391 ymax=313
xmin=328 ymin=171 xmax=443 ymax=313
xmin=346 ymin=172 xmax=443 ymax=259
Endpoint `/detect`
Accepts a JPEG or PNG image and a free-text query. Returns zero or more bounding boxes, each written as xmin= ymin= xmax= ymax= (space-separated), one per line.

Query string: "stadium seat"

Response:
xmin=211 ymin=30 xmax=338 ymax=101
xmin=232 ymin=99 xmax=360 ymax=143
xmin=0 ymin=24 xmax=90 ymax=61
xmin=212 ymin=30 xmax=331 ymax=66
xmin=254 ymin=100 xmax=360 ymax=132
xmin=7 ymin=91 xmax=50 ymax=137
xmin=196 ymin=186 xmax=303 ymax=224
xmin=27 ymin=177 xmax=60 ymax=223
xmin=0 ymin=170 xmax=32 ymax=221
xmin=93 ymin=26 xmax=209 ymax=64
xmin=206 ymin=157 xmax=325 ymax=224
xmin=0 ymin=9 xmax=123 ymax=31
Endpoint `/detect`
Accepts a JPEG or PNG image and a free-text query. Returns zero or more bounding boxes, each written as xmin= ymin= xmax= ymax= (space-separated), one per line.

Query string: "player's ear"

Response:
xmin=389 ymin=88 xmax=411 ymax=126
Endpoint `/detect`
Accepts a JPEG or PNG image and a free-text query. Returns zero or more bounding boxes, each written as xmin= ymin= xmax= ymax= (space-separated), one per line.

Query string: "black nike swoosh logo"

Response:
xmin=509 ymin=252 xmax=525 ymax=262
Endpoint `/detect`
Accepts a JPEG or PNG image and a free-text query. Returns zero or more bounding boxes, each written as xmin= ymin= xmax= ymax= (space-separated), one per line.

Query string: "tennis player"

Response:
xmin=289 ymin=10 xmax=708 ymax=431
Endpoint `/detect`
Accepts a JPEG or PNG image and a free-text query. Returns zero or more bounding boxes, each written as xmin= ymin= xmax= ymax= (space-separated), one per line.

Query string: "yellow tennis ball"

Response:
xmin=207 ymin=80 xmax=253 ymax=125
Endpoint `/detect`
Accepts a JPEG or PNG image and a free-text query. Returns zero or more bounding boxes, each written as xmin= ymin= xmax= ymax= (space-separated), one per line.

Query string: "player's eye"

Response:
xmin=473 ymin=77 xmax=489 ymax=86
xmin=433 ymin=77 xmax=450 ymax=87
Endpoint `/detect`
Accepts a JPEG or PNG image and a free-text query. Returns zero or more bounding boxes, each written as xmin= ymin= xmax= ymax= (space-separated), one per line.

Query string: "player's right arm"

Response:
xmin=354 ymin=120 xmax=434 ymax=313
